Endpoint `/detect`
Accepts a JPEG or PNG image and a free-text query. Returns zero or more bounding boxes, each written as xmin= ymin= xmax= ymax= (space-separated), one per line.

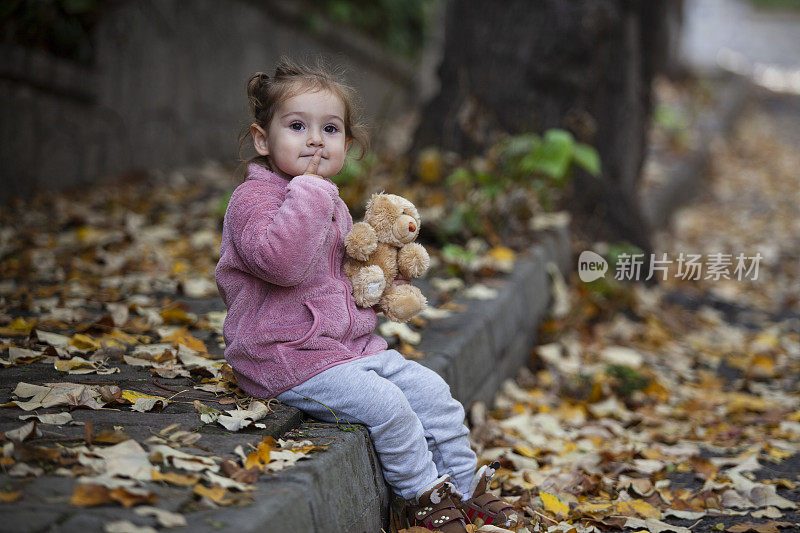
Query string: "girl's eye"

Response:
xmin=324 ymin=124 xmax=339 ymax=134
xmin=289 ymin=122 xmax=304 ymax=131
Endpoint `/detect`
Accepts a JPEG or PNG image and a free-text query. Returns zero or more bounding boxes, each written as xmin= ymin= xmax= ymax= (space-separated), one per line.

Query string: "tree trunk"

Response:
xmin=411 ymin=0 xmax=680 ymax=257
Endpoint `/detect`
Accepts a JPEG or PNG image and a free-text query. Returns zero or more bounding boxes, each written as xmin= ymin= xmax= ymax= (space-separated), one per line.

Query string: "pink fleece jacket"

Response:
xmin=214 ymin=162 xmax=388 ymax=398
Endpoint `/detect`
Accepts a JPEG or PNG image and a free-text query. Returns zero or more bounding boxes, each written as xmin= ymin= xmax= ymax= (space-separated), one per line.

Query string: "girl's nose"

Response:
xmin=307 ymin=129 xmax=324 ymax=147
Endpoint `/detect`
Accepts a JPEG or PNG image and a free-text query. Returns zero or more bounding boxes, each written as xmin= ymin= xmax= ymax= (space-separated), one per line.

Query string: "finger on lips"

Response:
xmin=303 ymin=149 xmax=323 ymax=178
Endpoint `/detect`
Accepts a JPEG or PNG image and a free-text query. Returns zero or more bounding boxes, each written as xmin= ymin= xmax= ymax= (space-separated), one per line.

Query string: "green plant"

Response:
xmin=605 ymin=364 xmax=649 ymax=398
xmin=439 ymin=243 xmax=480 ymax=276
xmin=499 ymin=129 xmax=601 ymax=186
xmin=429 ymin=129 xmax=601 ymax=246
xmin=653 ymin=103 xmax=690 ymax=149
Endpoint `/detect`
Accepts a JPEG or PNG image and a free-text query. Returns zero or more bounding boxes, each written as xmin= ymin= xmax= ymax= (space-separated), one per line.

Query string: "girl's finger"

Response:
xmin=304 ymin=149 xmax=322 ymax=176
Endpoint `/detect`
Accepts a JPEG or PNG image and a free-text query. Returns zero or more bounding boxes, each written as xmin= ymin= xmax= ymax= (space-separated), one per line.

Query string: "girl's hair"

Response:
xmin=237 ymin=56 xmax=369 ymax=180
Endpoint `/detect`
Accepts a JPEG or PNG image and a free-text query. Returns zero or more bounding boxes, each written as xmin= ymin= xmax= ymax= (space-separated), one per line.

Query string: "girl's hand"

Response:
xmin=301 ymin=149 xmax=324 ymax=179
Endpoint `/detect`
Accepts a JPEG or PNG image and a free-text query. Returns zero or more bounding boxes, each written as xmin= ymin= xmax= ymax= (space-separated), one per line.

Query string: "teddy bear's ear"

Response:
xmin=365 ymin=191 xmax=386 ymax=212
xmin=367 ymin=193 xmax=396 ymax=215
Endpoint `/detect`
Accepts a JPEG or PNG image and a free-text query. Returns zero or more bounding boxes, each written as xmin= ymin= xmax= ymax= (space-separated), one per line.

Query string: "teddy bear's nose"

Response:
xmin=408 ymin=221 xmax=416 ymax=233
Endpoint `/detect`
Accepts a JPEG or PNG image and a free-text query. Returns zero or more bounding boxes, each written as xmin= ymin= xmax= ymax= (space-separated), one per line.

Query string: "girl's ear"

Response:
xmin=345 ymin=138 xmax=353 ymax=152
xmin=251 ymin=123 xmax=270 ymax=156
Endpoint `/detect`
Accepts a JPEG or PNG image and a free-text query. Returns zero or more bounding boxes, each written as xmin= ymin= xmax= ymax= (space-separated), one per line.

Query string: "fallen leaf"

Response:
xmin=0 ymin=317 xmax=36 ymax=336
xmin=69 ymin=333 xmax=101 ymax=352
xmin=752 ymin=507 xmax=783 ymax=519
xmin=131 ymin=398 xmax=167 ymax=412
xmin=4 ymin=421 xmax=39 ymax=442
xmin=54 ymin=356 xmax=96 ymax=374
xmin=9 ymin=463 xmax=44 ymax=477
xmin=109 ymin=487 xmax=157 ymax=507
xmin=378 ymin=322 xmax=421 ymax=344
xmin=151 ymin=469 xmax=200 ymax=486
xmin=193 ymin=484 xmax=252 ymax=506
xmin=103 ymin=520 xmax=157 ymax=533
xmin=0 ymin=490 xmax=21 ymax=503
xmin=623 ymin=517 xmax=690 ymax=533
xmin=133 ymin=506 xmax=187 ymax=528
xmin=71 ymin=484 xmax=114 ymax=507
xmin=19 ymin=412 xmax=72 ymax=425
xmin=93 ymin=429 xmax=131 ymax=444
xmin=539 ymin=490 xmax=569 ymax=517
xmin=216 ymin=401 xmax=269 ymax=432
xmin=727 ymin=522 xmax=795 ymax=533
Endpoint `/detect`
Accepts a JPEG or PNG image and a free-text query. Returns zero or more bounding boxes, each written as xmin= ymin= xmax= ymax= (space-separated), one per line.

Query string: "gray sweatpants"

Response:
xmin=276 ymin=349 xmax=478 ymax=500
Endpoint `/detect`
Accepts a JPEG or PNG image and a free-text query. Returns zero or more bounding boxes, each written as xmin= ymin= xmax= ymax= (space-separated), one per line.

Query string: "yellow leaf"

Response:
xmin=614 ymin=499 xmax=661 ymax=519
xmin=152 ymin=469 xmax=199 ymax=486
xmin=160 ymin=308 xmax=193 ymax=325
xmin=513 ymin=444 xmax=538 ymax=458
xmin=245 ymin=437 xmax=275 ymax=470
xmin=121 ymin=390 xmax=165 ymax=404
xmin=164 ymin=329 xmax=207 ymax=353
xmin=0 ymin=490 xmax=20 ymax=503
xmin=540 ymin=491 xmax=570 ymax=516
xmin=104 ymin=329 xmax=140 ymax=345
xmin=417 ymin=147 xmax=443 ymax=184
xmin=767 ymin=447 xmax=793 ymax=461
xmin=748 ymin=354 xmax=775 ymax=378
xmin=193 ymin=484 xmax=252 ymax=506
xmin=69 ymin=334 xmax=101 ymax=351
xmin=70 ymin=484 xmax=113 ymax=507
xmin=574 ymin=502 xmax=614 ymax=516
xmin=54 ymin=357 xmax=95 ymax=372
xmin=560 ymin=441 xmax=578 ymax=455
xmin=727 ymin=393 xmax=770 ymax=413
xmin=194 ymin=484 xmax=227 ymax=502
xmin=0 ymin=317 xmax=36 ymax=336
xmin=644 ymin=380 xmax=670 ymax=402
xmin=487 ymin=246 xmax=516 ymax=263
xmin=109 ymin=487 xmax=157 ymax=507
xmin=289 ymin=444 xmax=328 ymax=454
xmin=171 ymin=260 xmax=190 ymax=275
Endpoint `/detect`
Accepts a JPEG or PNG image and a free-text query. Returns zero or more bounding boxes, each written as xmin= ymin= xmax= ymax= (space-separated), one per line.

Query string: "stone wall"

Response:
xmin=0 ymin=0 xmax=419 ymax=202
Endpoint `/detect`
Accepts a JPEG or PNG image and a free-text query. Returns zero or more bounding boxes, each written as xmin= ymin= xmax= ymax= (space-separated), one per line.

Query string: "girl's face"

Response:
xmin=254 ymin=88 xmax=350 ymax=180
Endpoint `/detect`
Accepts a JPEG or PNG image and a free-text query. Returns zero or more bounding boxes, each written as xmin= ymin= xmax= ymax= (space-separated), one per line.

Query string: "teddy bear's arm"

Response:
xmin=345 ymin=222 xmax=378 ymax=262
xmin=397 ymin=242 xmax=430 ymax=279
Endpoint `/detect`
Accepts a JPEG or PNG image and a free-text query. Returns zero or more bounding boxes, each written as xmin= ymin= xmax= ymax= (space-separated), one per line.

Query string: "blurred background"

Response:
xmin=1 ymin=0 xmax=799 ymax=255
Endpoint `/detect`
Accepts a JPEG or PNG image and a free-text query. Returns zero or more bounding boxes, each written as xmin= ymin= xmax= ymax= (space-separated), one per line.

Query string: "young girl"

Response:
xmin=215 ymin=57 xmax=517 ymax=532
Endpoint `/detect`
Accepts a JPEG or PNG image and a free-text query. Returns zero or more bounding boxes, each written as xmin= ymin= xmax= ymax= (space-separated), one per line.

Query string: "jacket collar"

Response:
xmin=246 ymin=162 xmax=289 ymax=185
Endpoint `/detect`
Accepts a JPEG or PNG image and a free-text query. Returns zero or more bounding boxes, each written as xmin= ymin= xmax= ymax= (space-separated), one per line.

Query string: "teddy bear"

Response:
xmin=343 ymin=193 xmax=430 ymax=323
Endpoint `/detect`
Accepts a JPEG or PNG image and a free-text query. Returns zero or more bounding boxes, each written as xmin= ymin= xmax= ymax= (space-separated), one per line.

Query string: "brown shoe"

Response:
xmin=460 ymin=462 xmax=519 ymax=529
xmin=406 ymin=475 xmax=470 ymax=532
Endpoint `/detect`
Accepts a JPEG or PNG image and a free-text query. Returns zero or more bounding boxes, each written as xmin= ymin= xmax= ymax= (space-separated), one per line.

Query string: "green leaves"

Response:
xmin=502 ymin=128 xmax=602 ymax=185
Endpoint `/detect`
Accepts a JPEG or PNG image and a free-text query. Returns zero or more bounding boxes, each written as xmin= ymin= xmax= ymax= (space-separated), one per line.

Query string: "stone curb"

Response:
xmin=417 ymin=225 xmax=572 ymax=409
xmin=642 ymin=73 xmax=753 ymax=230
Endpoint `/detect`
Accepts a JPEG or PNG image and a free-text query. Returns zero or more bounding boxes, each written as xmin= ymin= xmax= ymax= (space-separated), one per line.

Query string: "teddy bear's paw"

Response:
xmin=345 ymin=222 xmax=378 ymax=261
xmin=380 ymin=284 xmax=427 ymax=323
xmin=397 ymin=242 xmax=430 ymax=278
xmin=352 ymin=265 xmax=386 ymax=307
